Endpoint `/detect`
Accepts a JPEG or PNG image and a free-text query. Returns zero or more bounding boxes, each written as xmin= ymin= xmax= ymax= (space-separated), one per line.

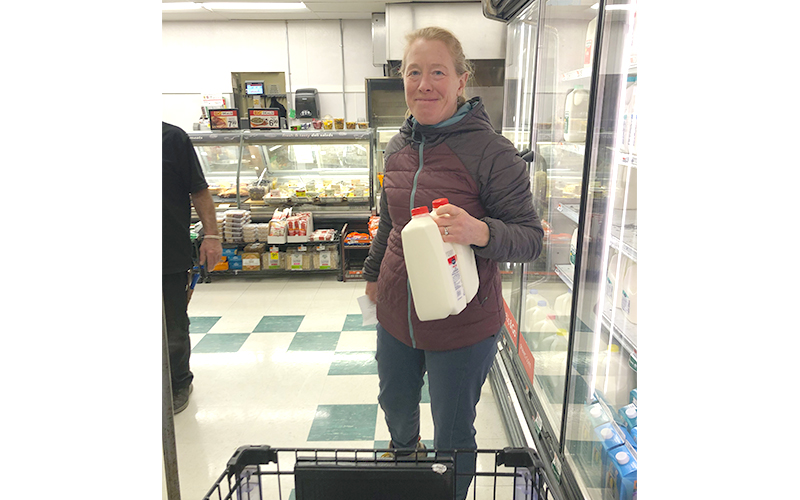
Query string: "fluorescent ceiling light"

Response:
xmin=161 ymin=2 xmax=308 ymax=11
xmin=162 ymin=2 xmax=202 ymax=10
xmin=203 ymin=2 xmax=308 ymax=10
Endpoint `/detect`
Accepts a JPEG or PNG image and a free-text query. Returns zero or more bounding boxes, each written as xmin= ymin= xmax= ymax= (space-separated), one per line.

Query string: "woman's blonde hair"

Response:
xmin=399 ymin=26 xmax=474 ymax=108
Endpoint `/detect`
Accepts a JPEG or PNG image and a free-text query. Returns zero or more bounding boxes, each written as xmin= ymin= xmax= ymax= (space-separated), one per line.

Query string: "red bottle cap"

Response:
xmin=411 ymin=206 xmax=429 ymax=217
xmin=432 ymin=198 xmax=449 ymax=209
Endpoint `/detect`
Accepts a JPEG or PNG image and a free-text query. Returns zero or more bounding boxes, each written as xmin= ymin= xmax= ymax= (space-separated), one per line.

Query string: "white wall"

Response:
xmin=162 ymin=19 xmax=384 ymax=131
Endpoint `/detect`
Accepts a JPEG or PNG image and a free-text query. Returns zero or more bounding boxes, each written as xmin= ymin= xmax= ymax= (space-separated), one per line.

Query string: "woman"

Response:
xmin=362 ymin=26 xmax=543 ymax=499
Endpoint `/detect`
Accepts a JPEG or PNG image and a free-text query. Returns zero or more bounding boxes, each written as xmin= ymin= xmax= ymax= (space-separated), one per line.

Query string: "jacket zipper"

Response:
xmin=407 ymin=128 xmax=426 ymax=349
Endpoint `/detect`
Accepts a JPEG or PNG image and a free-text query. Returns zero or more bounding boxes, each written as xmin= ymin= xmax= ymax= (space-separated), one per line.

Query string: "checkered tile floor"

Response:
xmin=174 ymin=274 xmax=510 ymax=499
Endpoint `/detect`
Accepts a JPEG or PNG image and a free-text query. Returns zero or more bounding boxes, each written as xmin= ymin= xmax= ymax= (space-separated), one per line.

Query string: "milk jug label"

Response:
xmin=447 ymin=254 xmax=465 ymax=301
xmin=606 ymin=276 xmax=613 ymax=297
xmin=621 ymin=290 xmax=630 ymax=314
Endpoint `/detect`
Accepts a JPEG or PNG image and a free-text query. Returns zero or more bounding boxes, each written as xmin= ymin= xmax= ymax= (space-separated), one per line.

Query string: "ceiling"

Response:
xmin=162 ymin=0 xmax=480 ymax=22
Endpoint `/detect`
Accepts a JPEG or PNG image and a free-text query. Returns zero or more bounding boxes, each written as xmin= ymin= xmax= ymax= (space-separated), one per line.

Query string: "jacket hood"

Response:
xmin=401 ymin=96 xmax=494 ymax=143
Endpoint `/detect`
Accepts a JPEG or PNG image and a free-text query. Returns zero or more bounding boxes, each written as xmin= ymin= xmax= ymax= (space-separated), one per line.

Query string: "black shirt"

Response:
xmin=163 ymin=122 xmax=208 ymax=275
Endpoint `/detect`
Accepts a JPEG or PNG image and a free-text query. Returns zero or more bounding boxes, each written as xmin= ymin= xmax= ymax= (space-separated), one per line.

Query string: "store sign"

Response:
xmin=518 ymin=335 xmax=535 ymax=385
xmin=249 ymin=108 xmax=280 ymax=130
xmin=209 ymin=109 xmax=239 ymax=130
xmin=502 ymin=299 xmax=518 ymax=346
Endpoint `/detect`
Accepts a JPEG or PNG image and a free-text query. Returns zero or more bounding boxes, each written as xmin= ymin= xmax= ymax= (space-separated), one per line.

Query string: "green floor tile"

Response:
xmin=252 ymin=315 xmax=304 ymax=333
xmin=288 ymin=331 xmax=340 ymax=351
xmin=328 ymin=351 xmax=378 ymax=375
xmin=188 ymin=316 xmax=221 ymax=334
xmin=191 ymin=333 xmax=250 ymax=353
xmin=342 ymin=314 xmax=377 ymax=331
xmin=307 ymin=404 xmax=378 ymax=441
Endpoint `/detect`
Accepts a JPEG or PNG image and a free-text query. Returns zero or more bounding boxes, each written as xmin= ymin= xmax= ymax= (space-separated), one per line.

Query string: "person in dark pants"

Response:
xmin=162 ymin=121 xmax=222 ymax=414
xmin=362 ymin=27 xmax=543 ymax=500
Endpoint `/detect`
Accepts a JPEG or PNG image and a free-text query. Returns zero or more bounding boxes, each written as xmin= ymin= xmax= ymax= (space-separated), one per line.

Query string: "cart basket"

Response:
xmin=202 ymin=445 xmax=556 ymax=500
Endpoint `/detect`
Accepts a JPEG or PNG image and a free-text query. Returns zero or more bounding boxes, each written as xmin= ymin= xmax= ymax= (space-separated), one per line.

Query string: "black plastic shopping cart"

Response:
xmin=203 ymin=445 xmax=556 ymax=500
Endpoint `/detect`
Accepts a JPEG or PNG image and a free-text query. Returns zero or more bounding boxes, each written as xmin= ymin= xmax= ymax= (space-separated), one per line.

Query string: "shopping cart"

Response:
xmin=203 ymin=445 xmax=557 ymax=500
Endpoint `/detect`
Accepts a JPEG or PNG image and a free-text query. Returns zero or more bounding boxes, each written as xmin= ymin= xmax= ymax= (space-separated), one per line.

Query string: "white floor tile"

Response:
xmin=173 ymin=274 xmax=513 ymax=500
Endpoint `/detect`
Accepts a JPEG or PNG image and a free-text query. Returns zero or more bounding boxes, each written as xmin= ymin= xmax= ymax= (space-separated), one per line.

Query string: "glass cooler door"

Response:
xmin=561 ymin=1 xmax=638 ymax=499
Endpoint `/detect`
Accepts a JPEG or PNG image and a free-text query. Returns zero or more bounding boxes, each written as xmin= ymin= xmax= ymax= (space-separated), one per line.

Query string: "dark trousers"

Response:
xmin=375 ymin=323 xmax=498 ymax=500
xmin=163 ymin=272 xmax=193 ymax=394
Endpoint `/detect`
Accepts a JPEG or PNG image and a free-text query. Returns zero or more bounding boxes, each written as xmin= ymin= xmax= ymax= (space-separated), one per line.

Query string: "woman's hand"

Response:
xmin=365 ymin=280 xmax=379 ymax=304
xmin=431 ymin=202 xmax=490 ymax=247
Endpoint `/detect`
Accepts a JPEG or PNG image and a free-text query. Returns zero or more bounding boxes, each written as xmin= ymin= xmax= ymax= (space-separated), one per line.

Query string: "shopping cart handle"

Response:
xmin=227 ymin=445 xmax=279 ymax=473
xmin=496 ymin=447 xmax=545 ymax=470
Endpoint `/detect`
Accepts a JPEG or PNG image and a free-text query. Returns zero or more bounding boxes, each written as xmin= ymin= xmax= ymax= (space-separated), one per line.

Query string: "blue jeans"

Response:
xmin=375 ymin=323 xmax=499 ymax=499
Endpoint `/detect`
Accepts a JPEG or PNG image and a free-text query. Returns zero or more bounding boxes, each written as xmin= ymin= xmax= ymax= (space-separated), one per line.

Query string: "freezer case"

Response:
xmin=491 ymin=1 xmax=638 ymax=499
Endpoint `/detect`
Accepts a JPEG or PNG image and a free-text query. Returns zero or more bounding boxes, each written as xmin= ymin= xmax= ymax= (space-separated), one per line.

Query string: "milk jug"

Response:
xmin=542 ymin=328 xmax=568 ymax=352
xmin=529 ymin=314 xmax=559 ymax=350
xmin=525 ymin=300 xmax=554 ymax=331
xmin=564 ymin=87 xmax=590 ymax=143
xmin=525 ymin=288 xmax=549 ymax=310
xmin=619 ymin=404 xmax=637 ymax=431
xmin=402 ymin=206 xmax=466 ymax=321
xmin=585 ymin=16 xmax=598 ymax=69
xmin=621 ymin=263 xmax=637 ymax=324
xmin=432 ymin=198 xmax=478 ymax=303
xmin=554 ymin=291 xmax=572 ymax=318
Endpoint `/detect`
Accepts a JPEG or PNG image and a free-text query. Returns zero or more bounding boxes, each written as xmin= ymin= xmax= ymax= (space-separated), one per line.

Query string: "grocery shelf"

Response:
xmin=555 ymin=263 xmax=575 ymax=290
xmin=600 ymin=303 xmax=637 ymax=358
xmin=557 ymin=203 xmax=580 ymax=224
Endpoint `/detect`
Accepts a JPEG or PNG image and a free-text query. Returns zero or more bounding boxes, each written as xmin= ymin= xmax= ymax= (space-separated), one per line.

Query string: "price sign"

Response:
xmin=249 ymin=108 xmax=280 ymax=129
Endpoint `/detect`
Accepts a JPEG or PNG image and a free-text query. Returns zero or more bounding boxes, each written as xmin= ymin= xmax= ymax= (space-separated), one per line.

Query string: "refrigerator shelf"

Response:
xmin=600 ymin=303 xmax=638 ymax=357
xmin=556 ymin=203 xmax=580 ymax=224
xmin=554 ymin=264 xmax=574 ymax=290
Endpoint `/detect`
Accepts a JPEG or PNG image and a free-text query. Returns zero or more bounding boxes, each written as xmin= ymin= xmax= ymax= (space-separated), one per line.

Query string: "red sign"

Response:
xmin=249 ymin=108 xmax=280 ymax=129
xmin=518 ymin=334 xmax=535 ymax=385
xmin=209 ymin=109 xmax=239 ymax=130
xmin=503 ymin=299 xmax=518 ymax=346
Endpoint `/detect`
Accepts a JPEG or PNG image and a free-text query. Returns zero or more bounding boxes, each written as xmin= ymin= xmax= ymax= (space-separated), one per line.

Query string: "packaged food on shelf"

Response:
xmin=256 ymin=223 xmax=271 ymax=242
xmin=310 ymin=229 xmax=337 ymax=242
xmin=241 ymin=252 xmax=261 ymax=271
xmin=243 ymin=242 xmax=267 ymax=254
xmin=242 ymin=223 xmax=258 ymax=242
xmin=346 ymin=121 xmax=356 ymax=130
xmin=228 ymin=255 xmax=243 ymax=270
xmin=262 ymin=248 xmax=285 ymax=270
xmin=285 ymin=248 xmax=312 ymax=270
xmin=287 ymin=212 xmax=314 ymax=242
xmin=334 ymin=118 xmax=344 ymax=130
xmin=313 ymin=245 xmax=339 ymax=270
xmin=344 ymin=231 xmax=371 ymax=246
xmin=368 ymin=216 xmax=380 ymax=240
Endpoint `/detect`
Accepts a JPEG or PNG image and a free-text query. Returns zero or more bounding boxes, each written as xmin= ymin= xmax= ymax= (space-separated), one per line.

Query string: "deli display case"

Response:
xmin=188 ymin=129 xmax=375 ymax=224
xmin=366 ymin=78 xmax=405 ymax=213
xmin=485 ymin=1 xmax=638 ymax=499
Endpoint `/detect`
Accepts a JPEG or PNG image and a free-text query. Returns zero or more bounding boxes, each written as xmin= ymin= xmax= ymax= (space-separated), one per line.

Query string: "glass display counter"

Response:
xmin=188 ymin=130 xmax=374 ymax=224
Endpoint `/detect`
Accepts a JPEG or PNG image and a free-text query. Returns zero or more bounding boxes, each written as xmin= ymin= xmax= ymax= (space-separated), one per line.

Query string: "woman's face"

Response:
xmin=403 ymin=38 xmax=468 ymax=125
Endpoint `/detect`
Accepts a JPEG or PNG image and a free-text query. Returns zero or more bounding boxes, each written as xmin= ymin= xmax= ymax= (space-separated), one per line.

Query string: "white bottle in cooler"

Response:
xmin=543 ymin=328 xmax=569 ymax=352
xmin=621 ymin=83 xmax=636 ymax=153
xmin=585 ymin=16 xmax=598 ymax=69
xmin=525 ymin=300 xmax=554 ymax=331
xmin=432 ymin=198 xmax=478 ymax=303
xmin=606 ymin=252 xmax=629 ymax=308
xmin=529 ymin=313 xmax=559 ymax=351
xmin=621 ymin=262 xmax=637 ymax=324
xmin=525 ymin=288 xmax=549 ymax=310
xmin=570 ymin=228 xmax=579 ymax=265
xmin=564 ymin=87 xmax=590 ymax=143
xmin=402 ymin=206 xmax=467 ymax=321
xmin=554 ymin=291 xmax=572 ymax=318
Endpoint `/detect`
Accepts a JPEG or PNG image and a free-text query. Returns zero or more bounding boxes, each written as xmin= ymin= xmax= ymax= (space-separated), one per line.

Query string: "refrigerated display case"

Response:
xmin=486 ymin=1 xmax=638 ymax=499
xmin=188 ymin=130 xmax=375 ymax=224
xmin=366 ymin=78 xmax=405 ymax=213
xmin=241 ymin=130 xmax=374 ymax=224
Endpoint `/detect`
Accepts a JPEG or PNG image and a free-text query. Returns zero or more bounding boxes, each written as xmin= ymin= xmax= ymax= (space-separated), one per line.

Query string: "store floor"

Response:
xmin=173 ymin=273 xmax=511 ymax=499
